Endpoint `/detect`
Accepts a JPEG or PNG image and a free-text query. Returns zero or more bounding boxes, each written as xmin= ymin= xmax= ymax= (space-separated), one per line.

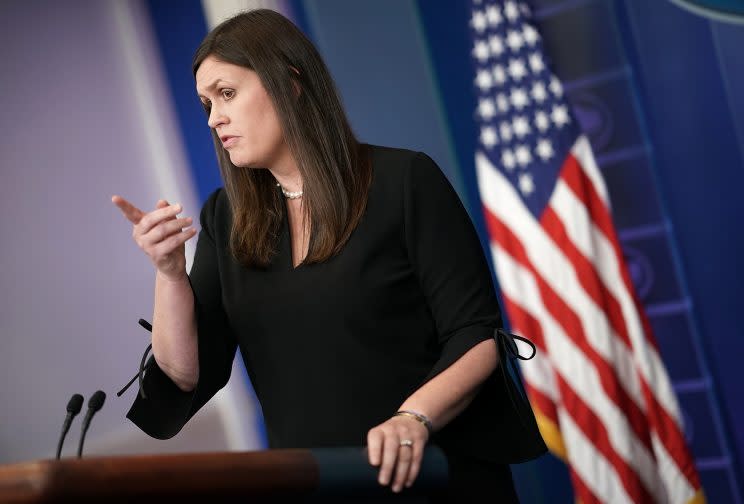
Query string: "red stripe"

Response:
xmin=484 ymin=208 xmax=657 ymax=502
xmin=640 ymin=380 xmax=702 ymax=489
xmin=561 ymin=153 xmax=701 ymax=489
xmin=570 ymin=466 xmax=603 ymax=504
xmin=540 ymin=205 xmax=654 ymax=453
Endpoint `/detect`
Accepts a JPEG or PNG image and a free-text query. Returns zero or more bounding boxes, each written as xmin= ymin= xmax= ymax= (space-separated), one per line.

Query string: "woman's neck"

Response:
xmin=269 ymin=150 xmax=303 ymax=193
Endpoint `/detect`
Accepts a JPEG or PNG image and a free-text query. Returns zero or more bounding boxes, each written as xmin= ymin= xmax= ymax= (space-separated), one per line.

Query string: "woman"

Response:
xmin=113 ymin=8 xmax=545 ymax=501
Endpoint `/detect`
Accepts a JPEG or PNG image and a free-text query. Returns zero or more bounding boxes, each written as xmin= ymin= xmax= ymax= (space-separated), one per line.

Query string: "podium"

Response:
xmin=0 ymin=446 xmax=449 ymax=503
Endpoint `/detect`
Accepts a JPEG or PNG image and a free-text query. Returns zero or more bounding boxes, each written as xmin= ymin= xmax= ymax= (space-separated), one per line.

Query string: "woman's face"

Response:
xmin=196 ymin=55 xmax=287 ymax=169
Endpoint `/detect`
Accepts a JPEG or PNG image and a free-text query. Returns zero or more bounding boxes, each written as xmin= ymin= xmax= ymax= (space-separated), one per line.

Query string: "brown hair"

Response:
xmin=192 ymin=9 xmax=372 ymax=267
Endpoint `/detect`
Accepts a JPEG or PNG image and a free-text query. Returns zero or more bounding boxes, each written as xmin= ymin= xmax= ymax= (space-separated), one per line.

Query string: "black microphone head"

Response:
xmin=88 ymin=390 xmax=106 ymax=412
xmin=67 ymin=394 xmax=84 ymax=414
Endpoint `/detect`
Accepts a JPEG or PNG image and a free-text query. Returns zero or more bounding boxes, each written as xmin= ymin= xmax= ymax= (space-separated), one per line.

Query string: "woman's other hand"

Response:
xmin=366 ymin=414 xmax=430 ymax=493
xmin=111 ymin=196 xmax=197 ymax=281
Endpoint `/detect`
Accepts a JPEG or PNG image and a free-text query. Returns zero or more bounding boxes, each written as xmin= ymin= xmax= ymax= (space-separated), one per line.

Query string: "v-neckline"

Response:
xmin=282 ymin=197 xmax=306 ymax=271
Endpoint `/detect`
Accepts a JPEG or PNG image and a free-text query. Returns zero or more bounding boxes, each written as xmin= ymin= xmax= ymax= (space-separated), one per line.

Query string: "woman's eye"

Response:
xmin=221 ymin=89 xmax=235 ymax=100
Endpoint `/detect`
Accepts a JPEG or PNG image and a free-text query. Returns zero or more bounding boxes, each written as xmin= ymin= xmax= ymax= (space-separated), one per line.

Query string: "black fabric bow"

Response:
xmin=493 ymin=328 xmax=538 ymax=427
xmin=116 ymin=319 xmax=155 ymax=399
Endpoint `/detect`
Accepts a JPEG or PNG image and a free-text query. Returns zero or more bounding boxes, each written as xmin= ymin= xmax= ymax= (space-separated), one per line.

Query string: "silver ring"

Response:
xmin=399 ymin=439 xmax=413 ymax=448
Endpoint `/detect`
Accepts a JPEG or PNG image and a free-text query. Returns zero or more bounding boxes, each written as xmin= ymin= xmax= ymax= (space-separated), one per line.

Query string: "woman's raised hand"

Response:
xmin=111 ymin=196 xmax=197 ymax=281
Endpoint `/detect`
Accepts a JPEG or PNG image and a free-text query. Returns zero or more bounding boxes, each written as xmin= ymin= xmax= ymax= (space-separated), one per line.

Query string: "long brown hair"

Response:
xmin=192 ymin=9 xmax=372 ymax=268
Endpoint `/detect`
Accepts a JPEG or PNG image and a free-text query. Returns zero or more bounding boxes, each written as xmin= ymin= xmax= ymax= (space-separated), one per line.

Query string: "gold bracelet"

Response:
xmin=394 ymin=410 xmax=433 ymax=433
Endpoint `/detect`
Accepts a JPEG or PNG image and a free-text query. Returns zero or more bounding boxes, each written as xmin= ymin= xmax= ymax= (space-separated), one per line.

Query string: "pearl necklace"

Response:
xmin=276 ymin=182 xmax=303 ymax=199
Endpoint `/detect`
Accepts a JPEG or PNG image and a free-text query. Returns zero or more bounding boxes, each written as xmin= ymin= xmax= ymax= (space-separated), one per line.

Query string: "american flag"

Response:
xmin=468 ymin=1 xmax=705 ymax=502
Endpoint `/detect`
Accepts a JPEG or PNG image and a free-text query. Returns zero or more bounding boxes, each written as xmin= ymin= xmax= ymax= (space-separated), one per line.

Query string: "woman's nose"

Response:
xmin=207 ymin=107 xmax=227 ymax=129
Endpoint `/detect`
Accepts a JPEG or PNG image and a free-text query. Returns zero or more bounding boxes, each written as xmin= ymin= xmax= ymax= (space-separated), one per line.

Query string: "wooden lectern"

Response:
xmin=0 ymin=446 xmax=448 ymax=503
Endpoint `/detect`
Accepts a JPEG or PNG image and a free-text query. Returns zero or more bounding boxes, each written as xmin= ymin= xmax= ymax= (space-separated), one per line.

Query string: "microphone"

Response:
xmin=55 ymin=393 xmax=83 ymax=460
xmin=76 ymin=390 xmax=106 ymax=458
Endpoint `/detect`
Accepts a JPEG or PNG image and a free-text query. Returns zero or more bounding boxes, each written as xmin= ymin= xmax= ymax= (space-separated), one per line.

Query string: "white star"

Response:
xmin=502 ymin=149 xmax=516 ymax=171
xmin=535 ymin=111 xmax=550 ymax=132
xmin=536 ymin=138 xmax=554 ymax=161
xmin=508 ymin=58 xmax=528 ymax=81
xmin=551 ymin=104 xmax=570 ymax=128
xmin=510 ymin=87 xmax=530 ymax=109
xmin=492 ymin=65 xmax=507 ymax=85
xmin=523 ymin=25 xmax=540 ymax=46
xmin=529 ymin=52 xmax=545 ymax=73
xmin=500 ymin=121 xmax=513 ymax=143
xmin=515 ymin=144 xmax=532 ymax=166
xmin=471 ymin=11 xmax=487 ymax=33
xmin=519 ymin=173 xmax=535 ymax=195
xmin=531 ymin=81 xmax=548 ymax=102
xmin=485 ymin=5 xmax=502 ymax=27
xmin=475 ymin=69 xmax=493 ymax=91
xmin=512 ymin=116 xmax=531 ymax=138
xmin=506 ymin=30 xmax=524 ymax=52
xmin=481 ymin=126 xmax=498 ymax=148
xmin=473 ymin=40 xmax=490 ymax=62
xmin=489 ymin=35 xmax=505 ymax=57
xmin=496 ymin=93 xmax=510 ymax=113
xmin=549 ymin=76 xmax=564 ymax=97
xmin=504 ymin=1 xmax=520 ymax=22
xmin=478 ymin=98 xmax=496 ymax=120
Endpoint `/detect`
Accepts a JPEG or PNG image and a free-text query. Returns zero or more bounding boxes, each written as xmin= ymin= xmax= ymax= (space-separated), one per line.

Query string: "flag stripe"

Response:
xmin=539 ymin=205 xmax=654 ymax=451
xmin=570 ymin=465 xmax=604 ymax=504
xmin=556 ymin=372 xmax=655 ymax=503
xmin=479 ymin=154 xmax=658 ymax=462
xmin=560 ymin=408 xmax=636 ymax=504
xmin=560 ymin=151 xmax=702 ymax=492
xmin=553 ymin=158 xmax=701 ymax=494
xmin=490 ymin=240 xmax=663 ymax=501
xmin=477 ymin=152 xmax=651 ymax=413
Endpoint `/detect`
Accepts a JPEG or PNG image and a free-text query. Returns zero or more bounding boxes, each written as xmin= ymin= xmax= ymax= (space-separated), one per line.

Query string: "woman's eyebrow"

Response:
xmin=197 ymin=79 xmax=231 ymax=96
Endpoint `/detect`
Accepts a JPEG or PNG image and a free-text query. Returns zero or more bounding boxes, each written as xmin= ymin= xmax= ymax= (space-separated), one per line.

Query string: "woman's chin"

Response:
xmin=228 ymin=153 xmax=254 ymax=168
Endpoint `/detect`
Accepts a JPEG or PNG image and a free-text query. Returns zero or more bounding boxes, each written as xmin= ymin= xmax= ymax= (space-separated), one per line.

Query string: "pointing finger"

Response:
xmin=112 ymin=195 xmax=145 ymax=224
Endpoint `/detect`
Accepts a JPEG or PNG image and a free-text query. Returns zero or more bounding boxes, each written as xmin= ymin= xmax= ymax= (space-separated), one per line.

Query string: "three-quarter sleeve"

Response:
xmin=404 ymin=152 xmax=502 ymax=385
xmin=404 ymin=152 xmax=547 ymax=463
xmin=126 ymin=189 xmax=238 ymax=439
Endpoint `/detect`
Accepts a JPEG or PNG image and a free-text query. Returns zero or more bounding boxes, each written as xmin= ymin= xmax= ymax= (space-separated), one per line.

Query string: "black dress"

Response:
xmin=127 ymin=144 xmax=546 ymax=499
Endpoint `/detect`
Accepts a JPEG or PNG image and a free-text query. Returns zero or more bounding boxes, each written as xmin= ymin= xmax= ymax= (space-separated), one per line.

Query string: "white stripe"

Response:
xmin=552 ymin=172 xmax=683 ymax=427
xmin=559 ymin=408 xmax=635 ymax=504
xmin=492 ymin=244 xmax=664 ymax=500
xmin=477 ymin=151 xmax=646 ymax=411
xmin=652 ymin=433 xmax=696 ymax=504
xmin=571 ymin=135 xmax=609 ymax=206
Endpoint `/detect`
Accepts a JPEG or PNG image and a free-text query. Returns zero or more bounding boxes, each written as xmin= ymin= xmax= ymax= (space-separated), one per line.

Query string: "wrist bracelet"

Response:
xmin=394 ymin=410 xmax=434 ymax=433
